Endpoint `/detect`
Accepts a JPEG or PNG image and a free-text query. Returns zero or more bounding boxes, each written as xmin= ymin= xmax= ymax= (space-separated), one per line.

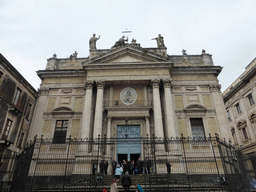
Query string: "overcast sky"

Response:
xmin=1 ymin=0 xmax=255 ymax=92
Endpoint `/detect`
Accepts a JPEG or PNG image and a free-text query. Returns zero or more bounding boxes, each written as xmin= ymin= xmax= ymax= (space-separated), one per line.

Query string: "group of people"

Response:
xmin=112 ymin=157 xmax=152 ymax=177
xmin=110 ymin=176 xmax=144 ymax=192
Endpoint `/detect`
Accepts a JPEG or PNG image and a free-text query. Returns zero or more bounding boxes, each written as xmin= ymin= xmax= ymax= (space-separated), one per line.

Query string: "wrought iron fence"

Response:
xmin=0 ymin=134 xmax=252 ymax=192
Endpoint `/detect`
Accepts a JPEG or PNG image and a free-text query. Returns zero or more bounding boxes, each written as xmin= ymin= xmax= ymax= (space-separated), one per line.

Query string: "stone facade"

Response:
xmin=223 ymin=58 xmax=256 ymax=156
xmin=28 ymin=38 xmax=231 ymax=162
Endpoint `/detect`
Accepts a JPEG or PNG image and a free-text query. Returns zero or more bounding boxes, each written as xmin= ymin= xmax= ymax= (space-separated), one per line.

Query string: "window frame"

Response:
xmin=53 ymin=120 xmax=68 ymax=144
xmin=235 ymin=103 xmax=242 ymax=114
xmin=190 ymin=118 xmax=206 ymax=138
xmin=2 ymin=118 xmax=13 ymax=140
xmin=242 ymin=127 xmax=249 ymax=140
xmin=247 ymin=93 xmax=255 ymax=106
xmin=12 ymin=87 xmax=22 ymax=105
xmin=18 ymin=132 xmax=25 ymax=148
xmin=25 ymin=103 xmax=32 ymax=120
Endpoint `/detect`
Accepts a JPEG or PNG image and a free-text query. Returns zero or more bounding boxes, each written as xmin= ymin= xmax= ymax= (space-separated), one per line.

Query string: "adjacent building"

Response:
xmin=0 ymin=54 xmax=37 ymax=179
xmin=223 ymin=57 xmax=256 ymax=175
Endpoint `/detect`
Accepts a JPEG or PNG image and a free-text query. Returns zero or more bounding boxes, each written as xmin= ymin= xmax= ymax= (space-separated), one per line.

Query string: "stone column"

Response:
xmin=106 ymin=117 xmax=112 ymax=155
xmin=163 ymin=79 xmax=177 ymax=138
xmin=93 ymin=80 xmax=105 ymax=139
xmin=81 ymin=81 xmax=94 ymax=139
xmin=145 ymin=116 xmax=150 ymax=137
xmin=151 ymin=79 xmax=164 ymax=138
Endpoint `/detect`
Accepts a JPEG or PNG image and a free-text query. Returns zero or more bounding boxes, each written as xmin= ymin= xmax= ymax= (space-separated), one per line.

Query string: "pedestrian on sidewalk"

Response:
xmin=122 ymin=171 xmax=132 ymax=192
xmin=110 ymin=178 xmax=119 ymax=192
xmin=134 ymin=182 xmax=144 ymax=192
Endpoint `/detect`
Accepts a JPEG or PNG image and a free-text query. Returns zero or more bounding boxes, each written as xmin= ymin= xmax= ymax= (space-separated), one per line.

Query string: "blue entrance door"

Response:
xmin=116 ymin=125 xmax=141 ymax=162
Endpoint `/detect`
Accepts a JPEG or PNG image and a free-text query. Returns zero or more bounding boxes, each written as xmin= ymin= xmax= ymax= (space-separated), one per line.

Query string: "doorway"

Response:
xmin=117 ymin=154 xmax=128 ymax=164
xmin=116 ymin=125 xmax=141 ymax=162
xmin=130 ymin=153 xmax=140 ymax=162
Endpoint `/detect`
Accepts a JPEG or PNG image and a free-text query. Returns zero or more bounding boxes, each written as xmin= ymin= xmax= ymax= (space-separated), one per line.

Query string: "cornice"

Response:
xmin=223 ymin=59 xmax=256 ymax=103
xmin=172 ymin=66 xmax=222 ymax=75
xmin=37 ymin=69 xmax=85 ymax=79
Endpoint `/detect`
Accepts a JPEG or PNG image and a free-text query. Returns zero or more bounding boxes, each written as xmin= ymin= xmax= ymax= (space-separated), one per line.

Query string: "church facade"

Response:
xmin=28 ymin=35 xmax=231 ymax=162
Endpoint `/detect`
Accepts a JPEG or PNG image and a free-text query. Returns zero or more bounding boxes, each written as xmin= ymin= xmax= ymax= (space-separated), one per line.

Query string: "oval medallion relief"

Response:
xmin=120 ymin=87 xmax=137 ymax=105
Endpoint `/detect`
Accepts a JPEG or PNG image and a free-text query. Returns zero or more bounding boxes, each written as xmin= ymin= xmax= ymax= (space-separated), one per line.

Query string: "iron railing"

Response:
xmin=0 ymin=134 xmax=252 ymax=192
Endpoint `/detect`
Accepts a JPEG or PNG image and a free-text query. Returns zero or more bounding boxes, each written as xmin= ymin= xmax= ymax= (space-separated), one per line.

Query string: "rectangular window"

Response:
xmin=231 ymin=128 xmax=238 ymax=144
xmin=53 ymin=120 xmax=68 ymax=144
xmin=227 ymin=110 xmax=231 ymax=120
xmin=12 ymin=88 xmax=21 ymax=105
xmin=190 ymin=118 xmax=205 ymax=138
xmin=247 ymin=93 xmax=255 ymax=106
xmin=235 ymin=103 xmax=241 ymax=114
xmin=25 ymin=103 xmax=32 ymax=120
xmin=18 ymin=132 xmax=25 ymax=148
xmin=2 ymin=119 xmax=13 ymax=140
xmin=242 ymin=128 xmax=248 ymax=140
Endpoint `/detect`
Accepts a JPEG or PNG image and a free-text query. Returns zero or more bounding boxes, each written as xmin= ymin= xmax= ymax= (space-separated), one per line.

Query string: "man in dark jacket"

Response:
xmin=104 ymin=160 xmax=108 ymax=175
xmin=122 ymin=171 xmax=132 ymax=192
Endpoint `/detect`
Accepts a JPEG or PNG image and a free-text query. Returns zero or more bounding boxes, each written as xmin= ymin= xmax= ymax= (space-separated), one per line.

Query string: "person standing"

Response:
xmin=112 ymin=159 xmax=117 ymax=175
xmin=115 ymin=164 xmax=122 ymax=180
xmin=110 ymin=178 xmax=119 ymax=192
xmin=130 ymin=160 xmax=135 ymax=175
xmin=100 ymin=160 xmax=104 ymax=175
xmin=104 ymin=160 xmax=108 ymax=175
xmin=122 ymin=172 xmax=132 ymax=192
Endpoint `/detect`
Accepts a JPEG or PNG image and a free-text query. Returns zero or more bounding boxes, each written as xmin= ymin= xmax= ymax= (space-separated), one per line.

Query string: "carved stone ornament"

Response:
xmin=96 ymin=80 xmax=105 ymax=89
xmin=85 ymin=81 xmax=94 ymax=90
xmin=163 ymin=79 xmax=172 ymax=88
xmin=120 ymin=87 xmax=137 ymax=105
xmin=151 ymin=79 xmax=161 ymax=88
xmin=209 ymin=83 xmax=221 ymax=92
xmin=38 ymin=88 xmax=49 ymax=95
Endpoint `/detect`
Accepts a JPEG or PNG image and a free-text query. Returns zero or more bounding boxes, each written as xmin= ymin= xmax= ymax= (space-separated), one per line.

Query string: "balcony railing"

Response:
xmin=104 ymin=100 xmax=152 ymax=107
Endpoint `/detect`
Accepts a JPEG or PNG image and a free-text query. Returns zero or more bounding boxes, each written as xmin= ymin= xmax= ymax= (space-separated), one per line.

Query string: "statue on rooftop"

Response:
xmin=152 ymin=34 xmax=165 ymax=48
xmin=112 ymin=36 xmax=128 ymax=48
xmin=89 ymin=34 xmax=101 ymax=50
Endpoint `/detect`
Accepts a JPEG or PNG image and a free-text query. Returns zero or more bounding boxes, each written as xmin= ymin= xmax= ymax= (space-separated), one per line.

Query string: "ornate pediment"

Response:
xmin=52 ymin=106 xmax=74 ymax=115
xmin=184 ymin=104 xmax=207 ymax=113
xmin=85 ymin=46 xmax=167 ymax=65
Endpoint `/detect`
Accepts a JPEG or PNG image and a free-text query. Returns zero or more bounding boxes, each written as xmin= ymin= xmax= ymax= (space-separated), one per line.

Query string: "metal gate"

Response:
xmin=9 ymin=141 xmax=35 ymax=192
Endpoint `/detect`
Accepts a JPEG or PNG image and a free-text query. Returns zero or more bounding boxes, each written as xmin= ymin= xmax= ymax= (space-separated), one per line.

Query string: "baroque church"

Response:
xmin=28 ymin=34 xmax=232 ymax=163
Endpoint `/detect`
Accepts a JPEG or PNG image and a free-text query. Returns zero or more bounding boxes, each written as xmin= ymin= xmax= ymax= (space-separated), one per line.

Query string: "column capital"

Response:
xmin=151 ymin=78 xmax=161 ymax=88
xmin=96 ymin=80 xmax=105 ymax=89
xmin=209 ymin=83 xmax=221 ymax=92
xmin=85 ymin=80 xmax=94 ymax=90
xmin=163 ymin=78 xmax=172 ymax=89
xmin=38 ymin=88 xmax=49 ymax=96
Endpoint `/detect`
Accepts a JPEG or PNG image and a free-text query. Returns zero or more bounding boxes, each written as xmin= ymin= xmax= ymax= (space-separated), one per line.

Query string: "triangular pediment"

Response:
xmin=86 ymin=46 xmax=167 ymax=64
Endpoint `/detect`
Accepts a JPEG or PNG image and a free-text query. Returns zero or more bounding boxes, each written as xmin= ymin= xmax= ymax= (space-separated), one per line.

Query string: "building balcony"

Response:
xmin=9 ymin=101 xmax=25 ymax=114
